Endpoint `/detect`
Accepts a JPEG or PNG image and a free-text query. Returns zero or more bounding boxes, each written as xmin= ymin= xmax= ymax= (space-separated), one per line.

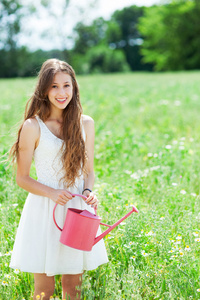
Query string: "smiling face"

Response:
xmin=47 ymin=72 xmax=73 ymax=111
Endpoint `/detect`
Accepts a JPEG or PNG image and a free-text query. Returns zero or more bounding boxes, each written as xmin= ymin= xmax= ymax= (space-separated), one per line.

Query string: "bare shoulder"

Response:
xmin=81 ymin=114 xmax=94 ymax=130
xmin=81 ymin=115 xmax=95 ymax=139
xmin=20 ymin=117 xmax=40 ymax=141
xmin=81 ymin=114 xmax=94 ymax=125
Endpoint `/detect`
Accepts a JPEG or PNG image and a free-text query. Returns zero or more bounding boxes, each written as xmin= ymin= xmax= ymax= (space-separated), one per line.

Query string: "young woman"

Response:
xmin=9 ymin=59 xmax=108 ymax=299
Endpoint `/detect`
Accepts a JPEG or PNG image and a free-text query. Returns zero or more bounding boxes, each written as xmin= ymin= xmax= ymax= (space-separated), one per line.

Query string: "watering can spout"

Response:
xmin=94 ymin=205 xmax=139 ymax=246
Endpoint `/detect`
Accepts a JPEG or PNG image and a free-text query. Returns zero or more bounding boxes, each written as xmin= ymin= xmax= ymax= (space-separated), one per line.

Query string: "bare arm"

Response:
xmin=16 ymin=118 xmax=72 ymax=205
xmin=82 ymin=115 xmax=98 ymax=208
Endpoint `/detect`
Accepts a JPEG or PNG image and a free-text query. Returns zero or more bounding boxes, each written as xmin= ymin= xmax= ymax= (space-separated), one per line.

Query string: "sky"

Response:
xmin=19 ymin=0 xmax=161 ymax=51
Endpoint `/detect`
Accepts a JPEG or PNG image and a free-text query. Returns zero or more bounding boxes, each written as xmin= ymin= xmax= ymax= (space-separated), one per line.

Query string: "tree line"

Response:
xmin=0 ymin=0 xmax=200 ymax=77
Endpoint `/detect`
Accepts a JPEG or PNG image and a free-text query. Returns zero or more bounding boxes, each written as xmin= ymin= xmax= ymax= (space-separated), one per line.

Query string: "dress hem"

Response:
xmin=10 ymin=261 xmax=109 ymax=276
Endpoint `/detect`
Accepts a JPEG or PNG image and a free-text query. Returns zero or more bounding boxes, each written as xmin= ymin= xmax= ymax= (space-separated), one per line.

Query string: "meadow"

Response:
xmin=0 ymin=71 xmax=200 ymax=299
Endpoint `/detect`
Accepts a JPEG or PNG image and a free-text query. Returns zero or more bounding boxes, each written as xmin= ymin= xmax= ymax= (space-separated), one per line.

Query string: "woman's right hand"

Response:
xmin=50 ymin=189 xmax=73 ymax=205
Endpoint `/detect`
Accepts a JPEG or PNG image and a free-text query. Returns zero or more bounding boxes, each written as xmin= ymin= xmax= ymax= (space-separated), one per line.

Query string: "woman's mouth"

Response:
xmin=56 ymin=98 xmax=67 ymax=103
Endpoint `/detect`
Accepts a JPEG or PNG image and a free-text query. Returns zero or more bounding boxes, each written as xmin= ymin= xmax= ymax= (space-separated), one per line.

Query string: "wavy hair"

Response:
xmin=10 ymin=59 xmax=87 ymax=187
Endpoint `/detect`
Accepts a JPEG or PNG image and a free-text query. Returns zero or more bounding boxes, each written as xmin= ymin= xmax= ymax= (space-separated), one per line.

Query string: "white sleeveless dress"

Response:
xmin=10 ymin=116 xmax=108 ymax=276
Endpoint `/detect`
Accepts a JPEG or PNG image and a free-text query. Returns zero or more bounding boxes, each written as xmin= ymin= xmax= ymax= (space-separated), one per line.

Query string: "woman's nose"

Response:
xmin=57 ymin=88 xmax=66 ymax=96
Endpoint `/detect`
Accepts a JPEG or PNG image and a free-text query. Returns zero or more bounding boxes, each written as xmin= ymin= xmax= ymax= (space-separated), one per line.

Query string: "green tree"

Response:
xmin=138 ymin=1 xmax=200 ymax=71
xmin=110 ymin=5 xmax=152 ymax=71
xmin=73 ymin=18 xmax=107 ymax=55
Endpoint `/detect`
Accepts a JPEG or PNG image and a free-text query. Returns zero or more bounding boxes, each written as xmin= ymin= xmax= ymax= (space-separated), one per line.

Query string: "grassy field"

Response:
xmin=1 ymin=71 xmax=200 ymax=299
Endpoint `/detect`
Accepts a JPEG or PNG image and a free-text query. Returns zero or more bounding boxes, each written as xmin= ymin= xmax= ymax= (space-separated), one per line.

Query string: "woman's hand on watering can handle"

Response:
xmin=83 ymin=191 xmax=99 ymax=209
xmin=50 ymin=189 xmax=73 ymax=205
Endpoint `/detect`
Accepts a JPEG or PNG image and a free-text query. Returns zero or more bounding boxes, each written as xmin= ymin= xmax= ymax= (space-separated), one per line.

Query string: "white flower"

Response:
xmin=195 ymin=238 xmax=200 ymax=242
xmin=185 ymin=246 xmax=191 ymax=251
xmin=165 ymin=145 xmax=172 ymax=150
xmin=193 ymin=232 xmax=199 ymax=237
xmin=176 ymin=236 xmax=182 ymax=240
xmin=174 ymin=241 xmax=181 ymax=245
xmin=14 ymin=269 xmax=20 ymax=274
xmin=141 ymin=250 xmax=148 ymax=257
xmin=145 ymin=231 xmax=154 ymax=236
xmin=174 ymin=100 xmax=181 ymax=106
xmin=191 ymin=193 xmax=197 ymax=197
xmin=2 ymin=281 xmax=8 ymax=286
xmin=179 ymin=146 xmax=185 ymax=150
xmin=160 ymin=216 xmax=165 ymax=220
xmin=147 ymin=153 xmax=153 ymax=157
xmin=180 ymin=190 xmax=186 ymax=195
xmin=130 ymin=256 xmax=136 ymax=261
xmin=168 ymin=250 xmax=174 ymax=253
xmin=172 ymin=183 xmax=178 ymax=186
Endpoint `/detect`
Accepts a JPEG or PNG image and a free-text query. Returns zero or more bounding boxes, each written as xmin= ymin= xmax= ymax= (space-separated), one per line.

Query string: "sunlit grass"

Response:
xmin=1 ymin=71 xmax=200 ymax=299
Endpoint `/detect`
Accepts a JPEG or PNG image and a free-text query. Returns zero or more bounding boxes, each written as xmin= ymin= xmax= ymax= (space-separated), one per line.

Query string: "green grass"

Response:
xmin=1 ymin=71 xmax=200 ymax=299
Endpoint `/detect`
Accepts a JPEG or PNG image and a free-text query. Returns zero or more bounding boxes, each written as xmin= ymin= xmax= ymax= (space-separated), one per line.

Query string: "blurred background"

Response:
xmin=1 ymin=0 xmax=200 ymax=77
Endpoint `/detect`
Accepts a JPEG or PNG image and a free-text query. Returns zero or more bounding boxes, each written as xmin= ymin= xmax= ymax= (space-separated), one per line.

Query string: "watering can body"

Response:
xmin=53 ymin=193 xmax=138 ymax=251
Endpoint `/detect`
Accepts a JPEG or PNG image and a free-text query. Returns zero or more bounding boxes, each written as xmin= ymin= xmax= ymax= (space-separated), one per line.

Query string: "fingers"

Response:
xmin=55 ymin=190 xmax=73 ymax=206
xmin=85 ymin=192 xmax=99 ymax=208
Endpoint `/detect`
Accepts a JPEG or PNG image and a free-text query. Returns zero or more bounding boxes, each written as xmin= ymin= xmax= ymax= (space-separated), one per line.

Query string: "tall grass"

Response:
xmin=1 ymin=72 xmax=200 ymax=299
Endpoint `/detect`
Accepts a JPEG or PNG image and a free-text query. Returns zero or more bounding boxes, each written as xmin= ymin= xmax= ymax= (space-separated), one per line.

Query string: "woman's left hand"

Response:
xmin=83 ymin=191 xmax=99 ymax=209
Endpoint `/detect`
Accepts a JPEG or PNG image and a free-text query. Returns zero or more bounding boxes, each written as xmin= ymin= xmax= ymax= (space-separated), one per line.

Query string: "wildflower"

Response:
xmin=2 ymin=281 xmax=8 ymax=286
xmin=175 ymin=100 xmax=181 ymax=106
xmin=193 ymin=232 xmax=198 ymax=237
xmin=160 ymin=216 xmax=165 ymax=220
xmin=176 ymin=235 xmax=182 ymax=240
xmin=5 ymin=274 xmax=11 ymax=279
xmin=14 ymin=269 xmax=19 ymax=274
xmin=197 ymin=288 xmax=200 ymax=292
xmin=168 ymin=250 xmax=174 ymax=253
xmin=179 ymin=146 xmax=185 ymax=150
xmin=172 ymin=183 xmax=178 ymax=186
xmin=36 ymin=296 xmax=40 ymax=300
xmin=147 ymin=153 xmax=153 ymax=157
xmin=185 ymin=245 xmax=191 ymax=251
xmin=191 ymin=193 xmax=197 ymax=197
xmin=130 ymin=256 xmax=136 ymax=261
xmin=145 ymin=231 xmax=154 ymax=236
xmin=169 ymin=255 xmax=177 ymax=260
xmin=179 ymin=252 xmax=184 ymax=256
xmin=5 ymin=251 xmax=12 ymax=256
xmin=165 ymin=145 xmax=172 ymax=150
xmin=180 ymin=190 xmax=186 ymax=195
xmin=146 ymin=273 xmax=149 ymax=277
xmin=129 ymin=241 xmax=133 ymax=245
xmin=174 ymin=240 xmax=181 ymax=245
xmin=141 ymin=250 xmax=148 ymax=257
xmin=195 ymin=238 xmax=200 ymax=242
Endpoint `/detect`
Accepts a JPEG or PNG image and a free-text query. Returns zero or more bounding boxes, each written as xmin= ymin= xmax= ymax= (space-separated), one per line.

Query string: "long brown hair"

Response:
xmin=10 ymin=59 xmax=87 ymax=187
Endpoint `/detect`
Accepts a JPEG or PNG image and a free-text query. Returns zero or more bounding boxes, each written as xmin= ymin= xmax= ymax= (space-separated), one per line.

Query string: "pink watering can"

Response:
xmin=53 ymin=193 xmax=138 ymax=251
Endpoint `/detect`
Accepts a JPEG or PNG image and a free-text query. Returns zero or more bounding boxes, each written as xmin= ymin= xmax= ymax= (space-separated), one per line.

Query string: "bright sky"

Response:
xmin=19 ymin=0 xmax=161 ymax=51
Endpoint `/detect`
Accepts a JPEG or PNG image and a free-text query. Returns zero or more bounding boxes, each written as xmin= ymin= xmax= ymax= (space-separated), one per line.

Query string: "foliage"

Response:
xmin=139 ymin=1 xmax=200 ymax=71
xmin=1 ymin=71 xmax=200 ymax=298
xmin=110 ymin=5 xmax=153 ymax=71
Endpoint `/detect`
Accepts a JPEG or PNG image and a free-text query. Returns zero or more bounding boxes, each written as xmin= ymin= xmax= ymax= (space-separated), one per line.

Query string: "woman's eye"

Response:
xmin=64 ymin=84 xmax=70 ymax=88
xmin=52 ymin=85 xmax=57 ymax=88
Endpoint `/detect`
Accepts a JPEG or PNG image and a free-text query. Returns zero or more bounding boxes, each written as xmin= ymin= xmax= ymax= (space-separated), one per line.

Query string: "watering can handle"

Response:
xmin=53 ymin=193 xmax=96 ymax=231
